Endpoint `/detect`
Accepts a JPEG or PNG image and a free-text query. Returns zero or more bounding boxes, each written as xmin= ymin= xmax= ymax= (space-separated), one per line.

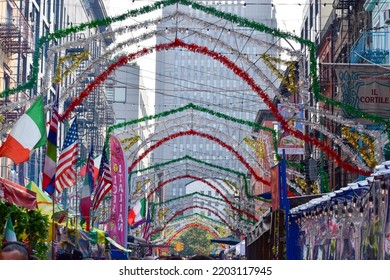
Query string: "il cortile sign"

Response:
xmin=335 ymin=65 xmax=390 ymax=119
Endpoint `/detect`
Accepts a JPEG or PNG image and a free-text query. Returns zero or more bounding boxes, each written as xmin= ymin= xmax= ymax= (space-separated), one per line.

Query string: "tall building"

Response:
xmin=154 ymin=1 xmax=278 ymax=206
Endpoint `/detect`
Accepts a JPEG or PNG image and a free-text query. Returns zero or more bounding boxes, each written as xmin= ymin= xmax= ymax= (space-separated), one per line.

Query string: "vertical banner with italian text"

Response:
xmin=108 ymin=134 xmax=128 ymax=248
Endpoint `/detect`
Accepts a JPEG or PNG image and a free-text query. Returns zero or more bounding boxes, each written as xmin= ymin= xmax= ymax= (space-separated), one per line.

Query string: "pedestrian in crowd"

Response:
xmin=29 ymin=255 xmax=39 ymax=260
xmin=0 ymin=241 xmax=29 ymax=260
xmin=143 ymin=254 xmax=155 ymax=260
xmin=189 ymin=255 xmax=214 ymax=260
xmin=71 ymin=249 xmax=83 ymax=260
xmin=168 ymin=254 xmax=182 ymax=260
xmin=56 ymin=249 xmax=72 ymax=260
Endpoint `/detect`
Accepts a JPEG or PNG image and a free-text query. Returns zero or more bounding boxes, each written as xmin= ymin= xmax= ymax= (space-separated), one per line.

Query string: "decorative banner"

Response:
xmin=261 ymin=54 xmax=298 ymax=94
xmin=108 ymin=134 xmax=128 ymax=248
xmin=158 ymin=208 xmax=169 ymax=221
xmin=61 ymin=37 xmax=368 ymax=175
xmin=277 ymin=104 xmax=305 ymax=155
xmin=53 ymin=50 xmax=90 ymax=84
xmin=132 ymin=178 xmax=150 ymax=201
xmin=335 ymin=64 xmax=390 ymax=119
xmin=223 ymin=180 xmax=239 ymax=195
xmin=243 ymin=137 xmax=265 ymax=159
xmin=120 ymin=135 xmax=140 ymax=151
xmin=341 ymin=126 xmax=378 ymax=168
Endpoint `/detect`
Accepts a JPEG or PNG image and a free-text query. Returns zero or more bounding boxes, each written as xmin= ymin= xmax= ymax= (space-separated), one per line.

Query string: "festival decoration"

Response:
xmin=120 ymin=136 xmax=141 ymax=151
xmin=146 ymin=174 xmax=257 ymax=221
xmin=2 ymin=0 xmax=389 ymax=150
xmin=57 ymin=37 xmax=371 ymax=176
xmin=341 ymin=127 xmax=378 ymax=168
xmin=128 ymin=128 xmax=271 ymax=185
xmin=261 ymin=54 xmax=298 ymax=94
xmin=53 ymin=50 xmax=90 ymax=84
xmin=243 ymin=137 xmax=265 ymax=159
xmin=147 ymin=205 xmax=235 ymax=240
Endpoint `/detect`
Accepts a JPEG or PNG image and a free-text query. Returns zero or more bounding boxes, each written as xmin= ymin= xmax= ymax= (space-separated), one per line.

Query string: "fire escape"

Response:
xmin=0 ymin=0 xmax=34 ymax=127
xmin=0 ymin=0 xmax=34 ymax=54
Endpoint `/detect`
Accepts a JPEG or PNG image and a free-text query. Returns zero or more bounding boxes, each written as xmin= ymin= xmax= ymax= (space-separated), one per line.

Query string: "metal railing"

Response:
xmin=350 ymin=31 xmax=390 ymax=64
xmin=0 ymin=0 xmax=34 ymax=53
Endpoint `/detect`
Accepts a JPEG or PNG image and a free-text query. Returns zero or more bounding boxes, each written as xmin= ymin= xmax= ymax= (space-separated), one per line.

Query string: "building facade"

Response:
xmin=154 ymin=1 xmax=278 ymax=206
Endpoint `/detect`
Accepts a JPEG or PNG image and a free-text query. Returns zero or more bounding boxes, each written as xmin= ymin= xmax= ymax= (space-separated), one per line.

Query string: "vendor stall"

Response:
xmin=289 ymin=162 xmax=390 ymax=260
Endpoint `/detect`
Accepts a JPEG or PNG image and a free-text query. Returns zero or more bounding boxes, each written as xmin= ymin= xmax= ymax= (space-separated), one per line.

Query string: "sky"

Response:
xmin=108 ymin=0 xmax=305 ymax=34
xmin=272 ymin=0 xmax=305 ymax=35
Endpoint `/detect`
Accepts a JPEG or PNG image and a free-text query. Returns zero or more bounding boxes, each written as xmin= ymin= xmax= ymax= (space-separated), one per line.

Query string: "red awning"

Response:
xmin=0 ymin=177 xmax=37 ymax=210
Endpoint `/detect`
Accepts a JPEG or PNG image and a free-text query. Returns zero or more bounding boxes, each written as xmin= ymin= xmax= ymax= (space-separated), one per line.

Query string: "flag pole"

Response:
xmin=75 ymin=166 xmax=79 ymax=249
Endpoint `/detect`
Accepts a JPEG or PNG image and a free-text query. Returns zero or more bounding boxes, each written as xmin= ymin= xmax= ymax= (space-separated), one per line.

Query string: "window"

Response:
xmin=114 ymin=87 xmax=126 ymax=103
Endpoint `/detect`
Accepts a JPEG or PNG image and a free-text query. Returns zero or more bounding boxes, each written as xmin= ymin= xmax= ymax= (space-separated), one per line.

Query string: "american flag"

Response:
xmin=55 ymin=119 xmax=78 ymax=193
xmin=92 ymin=144 xmax=112 ymax=211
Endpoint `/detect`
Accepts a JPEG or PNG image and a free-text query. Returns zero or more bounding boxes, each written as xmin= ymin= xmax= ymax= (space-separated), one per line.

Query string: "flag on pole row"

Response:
xmin=3 ymin=217 xmax=17 ymax=244
xmin=92 ymin=145 xmax=112 ymax=211
xmin=0 ymin=97 xmax=46 ymax=164
xmin=42 ymin=92 xmax=59 ymax=195
xmin=55 ymin=118 xmax=78 ymax=193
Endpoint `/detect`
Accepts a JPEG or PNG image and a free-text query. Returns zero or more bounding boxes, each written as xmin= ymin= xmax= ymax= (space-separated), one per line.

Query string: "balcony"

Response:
xmin=350 ymin=31 xmax=389 ymax=64
xmin=0 ymin=0 xmax=34 ymax=54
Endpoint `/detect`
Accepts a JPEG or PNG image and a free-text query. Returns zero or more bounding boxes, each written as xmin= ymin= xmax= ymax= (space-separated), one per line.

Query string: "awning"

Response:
xmin=0 ymin=177 xmax=37 ymax=210
xmin=210 ymin=236 xmax=240 ymax=245
xmin=106 ymin=237 xmax=133 ymax=253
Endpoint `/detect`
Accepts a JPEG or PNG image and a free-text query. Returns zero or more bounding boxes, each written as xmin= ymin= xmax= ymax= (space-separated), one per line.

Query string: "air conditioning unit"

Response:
xmin=384 ymin=10 xmax=390 ymax=25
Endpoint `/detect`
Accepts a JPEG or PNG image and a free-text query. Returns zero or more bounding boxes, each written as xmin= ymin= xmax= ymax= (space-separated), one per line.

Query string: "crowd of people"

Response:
xmin=0 ymin=240 xmax=243 ymax=260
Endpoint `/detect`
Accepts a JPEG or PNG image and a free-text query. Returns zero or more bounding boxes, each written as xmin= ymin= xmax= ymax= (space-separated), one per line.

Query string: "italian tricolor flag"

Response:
xmin=128 ymin=197 xmax=147 ymax=226
xmin=3 ymin=217 xmax=17 ymax=243
xmin=0 ymin=97 xmax=46 ymax=164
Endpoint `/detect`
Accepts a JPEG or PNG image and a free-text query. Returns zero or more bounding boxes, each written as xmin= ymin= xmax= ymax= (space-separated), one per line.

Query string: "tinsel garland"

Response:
xmin=53 ymin=50 xmax=90 ymax=84
xmin=120 ymin=135 xmax=140 ymax=151
xmin=168 ymin=213 xmax=225 ymax=227
xmin=261 ymin=54 xmax=298 ymax=94
xmin=150 ymin=192 xmax=255 ymax=225
xmin=147 ymin=205 xmax=234 ymax=240
xmin=151 ymin=191 xmax=224 ymax=219
xmin=146 ymin=174 xmax=258 ymax=222
xmin=129 ymin=155 xmax=270 ymax=207
xmin=2 ymin=0 xmax=389 ymax=139
xmin=223 ymin=180 xmax=238 ymax=194
xmin=99 ymin=39 xmax=370 ymax=175
xmin=128 ymin=129 xmax=271 ymax=186
xmin=243 ymin=137 xmax=265 ymax=159
xmin=341 ymin=127 xmax=378 ymax=168
xmin=110 ymin=102 xmax=280 ymax=170
xmin=110 ymin=103 xmax=278 ymax=158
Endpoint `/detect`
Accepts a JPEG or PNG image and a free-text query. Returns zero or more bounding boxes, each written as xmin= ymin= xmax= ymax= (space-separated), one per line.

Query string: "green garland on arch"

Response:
xmin=2 ymin=0 xmax=389 ymax=133
xmin=129 ymin=155 xmax=272 ymax=206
